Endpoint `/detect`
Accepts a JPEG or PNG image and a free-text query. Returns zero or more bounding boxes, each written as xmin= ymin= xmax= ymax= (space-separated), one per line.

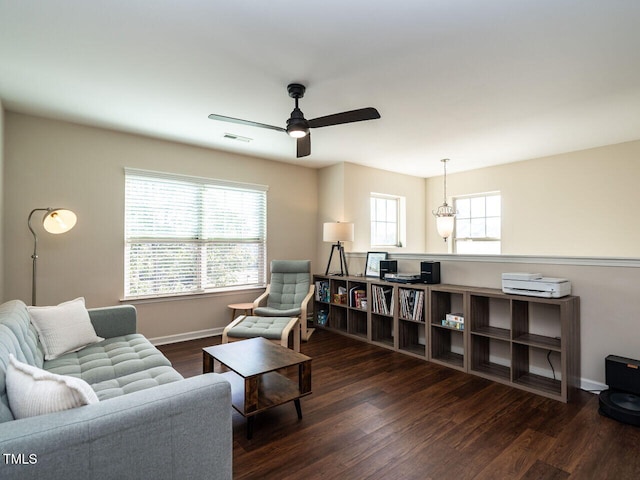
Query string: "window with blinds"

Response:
xmin=124 ymin=169 xmax=268 ymax=298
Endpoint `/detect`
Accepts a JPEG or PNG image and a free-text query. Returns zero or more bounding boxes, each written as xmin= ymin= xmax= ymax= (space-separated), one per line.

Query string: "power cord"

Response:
xmin=547 ymin=350 xmax=556 ymax=381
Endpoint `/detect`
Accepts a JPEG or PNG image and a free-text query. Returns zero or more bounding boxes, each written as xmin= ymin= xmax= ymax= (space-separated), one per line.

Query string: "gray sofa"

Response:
xmin=0 ymin=300 xmax=232 ymax=480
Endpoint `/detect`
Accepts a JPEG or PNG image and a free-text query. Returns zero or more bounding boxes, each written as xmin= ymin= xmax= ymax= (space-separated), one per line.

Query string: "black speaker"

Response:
xmin=420 ymin=261 xmax=441 ymax=284
xmin=379 ymin=260 xmax=397 ymax=279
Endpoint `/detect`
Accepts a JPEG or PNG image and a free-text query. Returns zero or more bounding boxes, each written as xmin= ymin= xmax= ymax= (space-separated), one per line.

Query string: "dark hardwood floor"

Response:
xmin=159 ymin=329 xmax=640 ymax=480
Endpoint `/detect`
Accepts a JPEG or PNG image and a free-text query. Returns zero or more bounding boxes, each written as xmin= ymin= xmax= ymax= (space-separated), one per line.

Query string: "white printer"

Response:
xmin=501 ymin=272 xmax=571 ymax=298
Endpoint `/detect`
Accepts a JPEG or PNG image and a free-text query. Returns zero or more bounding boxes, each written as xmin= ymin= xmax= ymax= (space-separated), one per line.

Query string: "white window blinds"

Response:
xmin=124 ymin=169 xmax=267 ymax=298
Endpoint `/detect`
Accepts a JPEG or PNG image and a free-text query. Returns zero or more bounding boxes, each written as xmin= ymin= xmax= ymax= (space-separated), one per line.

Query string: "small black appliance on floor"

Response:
xmin=598 ymin=355 xmax=640 ymax=427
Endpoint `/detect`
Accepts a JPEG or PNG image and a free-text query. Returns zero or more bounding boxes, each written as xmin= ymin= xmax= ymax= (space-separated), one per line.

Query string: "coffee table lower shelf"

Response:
xmin=220 ymin=370 xmax=311 ymax=417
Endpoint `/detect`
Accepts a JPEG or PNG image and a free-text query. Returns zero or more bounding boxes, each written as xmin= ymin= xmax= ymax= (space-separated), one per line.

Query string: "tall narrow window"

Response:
xmin=370 ymin=193 xmax=405 ymax=247
xmin=454 ymin=193 xmax=501 ymax=254
xmin=124 ymin=169 xmax=267 ymax=298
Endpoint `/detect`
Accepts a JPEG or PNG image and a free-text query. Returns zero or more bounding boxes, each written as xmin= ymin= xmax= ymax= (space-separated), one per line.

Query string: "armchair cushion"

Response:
xmin=264 ymin=260 xmax=311 ymax=311
xmin=253 ymin=306 xmax=301 ymax=317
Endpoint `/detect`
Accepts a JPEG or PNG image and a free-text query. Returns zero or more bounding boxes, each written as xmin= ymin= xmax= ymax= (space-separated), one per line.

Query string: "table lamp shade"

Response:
xmin=323 ymin=222 xmax=354 ymax=243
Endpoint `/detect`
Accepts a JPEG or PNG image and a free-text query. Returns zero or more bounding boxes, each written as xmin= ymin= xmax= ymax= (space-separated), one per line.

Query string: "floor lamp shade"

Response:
xmin=42 ymin=209 xmax=77 ymax=234
xmin=323 ymin=222 xmax=354 ymax=276
xmin=323 ymin=222 xmax=354 ymax=243
xmin=28 ymin=208 xmax=77 ymax=306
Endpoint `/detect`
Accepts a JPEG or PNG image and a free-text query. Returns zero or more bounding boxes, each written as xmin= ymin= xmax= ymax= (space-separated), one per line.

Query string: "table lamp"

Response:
xmin=323 ymin=222 xmax=354 ymax=276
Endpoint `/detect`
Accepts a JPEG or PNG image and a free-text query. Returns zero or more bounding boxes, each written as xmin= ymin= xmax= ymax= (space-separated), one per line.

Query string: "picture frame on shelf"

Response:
xmin=365 ymin=251 xmax=388 ymax=277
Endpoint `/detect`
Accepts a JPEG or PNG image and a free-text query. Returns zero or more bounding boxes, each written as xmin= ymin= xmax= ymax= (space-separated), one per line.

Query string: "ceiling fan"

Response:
xmin=208 ymin=83 xmax=380 ymax=158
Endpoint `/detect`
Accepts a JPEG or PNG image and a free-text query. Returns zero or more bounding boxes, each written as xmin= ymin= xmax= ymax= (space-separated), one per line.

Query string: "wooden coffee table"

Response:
xmin=202 ymin=337 xmax=312 ymax=439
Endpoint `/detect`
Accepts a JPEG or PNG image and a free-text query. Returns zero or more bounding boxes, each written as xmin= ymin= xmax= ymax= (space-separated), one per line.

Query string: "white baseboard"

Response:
xmin=149 ymin=327 xmax=223 ymax=346
xmin=580 ymin=377 xmax=607 ymax=394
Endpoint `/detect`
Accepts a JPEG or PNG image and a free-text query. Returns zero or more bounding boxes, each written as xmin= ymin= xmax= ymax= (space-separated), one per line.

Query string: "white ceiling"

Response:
xmin=1 ymin=1 xmax=639 ymax=178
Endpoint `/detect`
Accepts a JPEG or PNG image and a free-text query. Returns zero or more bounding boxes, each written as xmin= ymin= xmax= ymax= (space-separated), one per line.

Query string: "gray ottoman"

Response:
xmin=222 ymin=315 xmax=300 ymax=352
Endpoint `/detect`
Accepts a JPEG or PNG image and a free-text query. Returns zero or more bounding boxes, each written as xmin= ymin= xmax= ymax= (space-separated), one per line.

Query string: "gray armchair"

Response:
xmin=253 ymin=260 xmax=315 ymax=341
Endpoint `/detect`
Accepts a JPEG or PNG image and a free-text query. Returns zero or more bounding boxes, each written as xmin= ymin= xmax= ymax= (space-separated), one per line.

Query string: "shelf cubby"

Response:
xmin=430 ymin=325 xmax=465 ymax=369
xmin=398 ymin=319 xmax=426 ymax=357
xmin=469 ymin=293 xmax=510 ymax=340
xmin=398 ymin=287 xmax=426 ymax=322
xmin=470 ymin=335 xmax=511 ymax=381
xmin=348 ymin=308 xmax=368 ymax=339
xmin=429 ymin=286 xmax=467 ymax=371
xmin=328 ymin=304 xmax=347 ymax=332
xmin=512 ymin=343 xmax=562 ymax=398
xmin=371 ymin=313 xmax=394 ymax=348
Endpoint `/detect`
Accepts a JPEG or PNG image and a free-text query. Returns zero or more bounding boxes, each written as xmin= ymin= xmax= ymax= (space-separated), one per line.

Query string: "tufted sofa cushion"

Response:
xmin=44 ymin=334 xmax=181 ymax=387
xmin=89 ymin=366 xmax=183 ymax=400
xmin=226 ymin=316 xmax=296 ymax=340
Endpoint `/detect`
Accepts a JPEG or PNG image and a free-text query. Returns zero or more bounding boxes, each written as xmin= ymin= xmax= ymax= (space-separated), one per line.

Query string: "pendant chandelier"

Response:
xmin=432 ymin=158 xmax=456 ymax=241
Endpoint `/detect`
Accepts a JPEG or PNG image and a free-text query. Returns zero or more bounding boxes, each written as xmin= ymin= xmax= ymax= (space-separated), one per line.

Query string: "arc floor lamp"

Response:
xmin=28 ymin=208 xmax=77 ymax=306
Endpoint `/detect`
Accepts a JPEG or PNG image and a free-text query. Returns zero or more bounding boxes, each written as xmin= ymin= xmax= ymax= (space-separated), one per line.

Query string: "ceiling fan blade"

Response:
xmin=297 ymin=134 xmax=311 ymax=158
xmin=307 ymin=107 xmax=380 ymax=129
xmin=208 ymin=114 xmax=286 ymax=133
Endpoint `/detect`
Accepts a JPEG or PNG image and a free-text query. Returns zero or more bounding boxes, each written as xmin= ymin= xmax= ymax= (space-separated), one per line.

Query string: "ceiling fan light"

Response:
xmin=288 ymin=125 xmax=308 ymax=138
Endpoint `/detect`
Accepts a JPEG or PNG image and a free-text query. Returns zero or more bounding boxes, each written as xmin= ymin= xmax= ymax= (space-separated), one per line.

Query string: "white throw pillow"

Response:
xmin=28 ymin=297 xmax=104 ymax=360
xmin=6 ymin=354 xmax=99 ymax=419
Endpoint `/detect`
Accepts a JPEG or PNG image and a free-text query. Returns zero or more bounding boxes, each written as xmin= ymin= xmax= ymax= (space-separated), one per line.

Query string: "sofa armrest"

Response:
xmin=0 ymin=373 xmax=232 ymax=480
xmin=88 ymin=305 xmax=137 ymax=338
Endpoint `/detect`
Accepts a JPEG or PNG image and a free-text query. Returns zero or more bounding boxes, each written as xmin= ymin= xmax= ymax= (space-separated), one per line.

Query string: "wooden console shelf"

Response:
xmin=313 ymin=275 xmax=580 ymax=402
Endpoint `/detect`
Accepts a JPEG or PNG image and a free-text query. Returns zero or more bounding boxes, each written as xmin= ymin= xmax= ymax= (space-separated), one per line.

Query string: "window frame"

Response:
xmin=453 ymin=192 xmax=501 ymax=254
xmin=124 ymin=168 xmax=268 ymax=300
xmin=370 ymin=193 xmax=406 ymax=248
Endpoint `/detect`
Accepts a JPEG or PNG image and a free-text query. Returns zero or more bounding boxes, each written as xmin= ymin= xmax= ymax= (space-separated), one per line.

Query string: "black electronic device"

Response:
xmin=379 ymin=260 xmax=397 ymax=280
xmin=420 ymin=261 xmax=441 ymax=284
xmin=384 ymin=273 xmax=422 ymax=284
xmin=598 ymin=355 xmax=640 ymax=427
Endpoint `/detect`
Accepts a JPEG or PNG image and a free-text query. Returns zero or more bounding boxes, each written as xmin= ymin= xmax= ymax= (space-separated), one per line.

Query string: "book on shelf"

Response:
xmin=317 ymin=310 xmax=328 ymax=326
xmin=442 ymin=312 xmax=464 ymax=329
xmin=349 ymin=286 xmax=367 ymax=308
xmin=441 ymin=318 xmax=464 ymax=330
xmin=315 ymin=280 xmax=330 ymax=303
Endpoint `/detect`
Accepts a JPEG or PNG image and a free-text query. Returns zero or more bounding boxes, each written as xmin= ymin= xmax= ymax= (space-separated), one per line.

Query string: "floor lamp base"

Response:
xmin=325 ymin=243 xmax=349 ymax=276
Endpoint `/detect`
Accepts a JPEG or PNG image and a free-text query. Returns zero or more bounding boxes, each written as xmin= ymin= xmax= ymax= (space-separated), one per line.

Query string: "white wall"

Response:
xmin=426 ymin=140 xmax=640 ymax=256
xmin=3 ymin=112 xmax=318 ymax=339
xmin=316 ymin=161 xmax=426 ymax=275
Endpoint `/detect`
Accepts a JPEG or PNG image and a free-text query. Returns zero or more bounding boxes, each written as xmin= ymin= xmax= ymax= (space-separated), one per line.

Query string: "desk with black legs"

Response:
xmin=203 ymin=337 xmax=312 ymax=439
